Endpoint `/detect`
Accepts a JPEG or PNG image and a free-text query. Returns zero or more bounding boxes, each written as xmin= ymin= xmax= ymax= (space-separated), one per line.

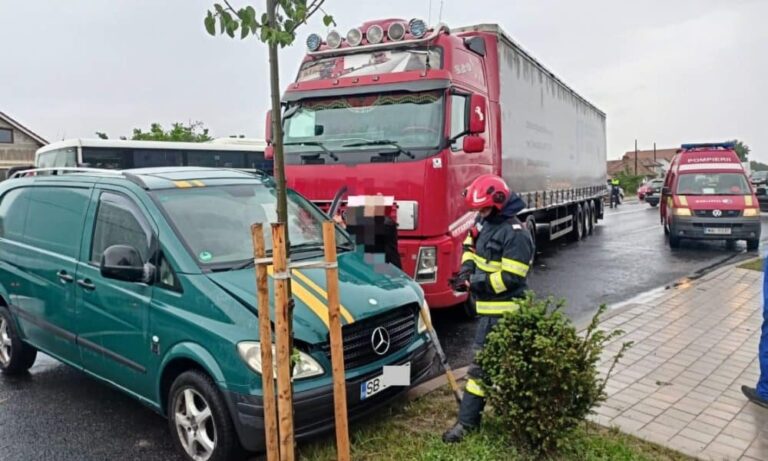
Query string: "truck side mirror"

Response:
xmin=265 ymin=110 xmax=272 ymax=145
xmin=468 ymin=94 xmax=486 ymax=134
xmin=463 ymin=136 xmax=485 ymax=153
xmin=264 ymin=145 xmax=274 ymax=160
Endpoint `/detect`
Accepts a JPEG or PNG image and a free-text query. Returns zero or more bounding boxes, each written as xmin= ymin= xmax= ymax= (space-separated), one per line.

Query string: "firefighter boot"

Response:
xmin=442 ymin=422 xmax=470 ymax=443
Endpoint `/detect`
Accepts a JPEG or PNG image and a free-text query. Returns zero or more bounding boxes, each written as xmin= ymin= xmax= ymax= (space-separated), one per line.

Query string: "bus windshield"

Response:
xmin=676 ymin=172 xmax=751 ymax=195
xmin=283 ymin=90 xmax=444 ymax=160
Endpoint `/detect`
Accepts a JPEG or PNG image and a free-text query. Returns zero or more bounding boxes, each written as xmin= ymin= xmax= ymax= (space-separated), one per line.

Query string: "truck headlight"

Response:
xmin=237 ymin=342 xmax=324 ymax=380
xmin=673 ymin=208 xmax=691 ymax=216
xmin=415 ymin=246 xmax=437 ymax=283
xmin=417 ymin=300 xmax=430 ymax=333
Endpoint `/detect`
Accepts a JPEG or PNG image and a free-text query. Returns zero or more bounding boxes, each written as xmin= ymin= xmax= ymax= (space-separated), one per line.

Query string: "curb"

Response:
xmin=406 ymin=366 xmax=469 ymax=401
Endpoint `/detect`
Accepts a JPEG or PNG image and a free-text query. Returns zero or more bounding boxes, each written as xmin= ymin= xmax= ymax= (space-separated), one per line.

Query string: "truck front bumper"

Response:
xmin=669 ymin=216 xmax=761 ymax=241
xmin=223 ymin=339 xmax=436 ymax=452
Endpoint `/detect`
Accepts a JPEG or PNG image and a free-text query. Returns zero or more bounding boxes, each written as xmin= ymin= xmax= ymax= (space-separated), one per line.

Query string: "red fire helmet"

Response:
xmin=463 ymin=174 xmax=510 ymax=210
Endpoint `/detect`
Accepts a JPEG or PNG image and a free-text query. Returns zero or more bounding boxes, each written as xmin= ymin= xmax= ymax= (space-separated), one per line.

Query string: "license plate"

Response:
xmin=705 ymin=227 xmax=731 ymax=235
xmin=360 ymin=362 xmax=410 ymax=400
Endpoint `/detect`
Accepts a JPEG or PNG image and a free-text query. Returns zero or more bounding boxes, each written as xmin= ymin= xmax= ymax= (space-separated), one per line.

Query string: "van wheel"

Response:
xmin=168 ymin=370 xmax=241 ymax=461
xmin=668 ymin=235 xmax=681 ymax=249
xmin=747 ymin=239 xmax=760 ymax=251
xmin=0 ymin=306 xmax=37 ymax=375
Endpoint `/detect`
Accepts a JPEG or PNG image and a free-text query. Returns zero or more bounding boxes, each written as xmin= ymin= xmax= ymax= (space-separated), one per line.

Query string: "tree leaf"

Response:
xmin=240 ymin=22 xmax=250 ymax=39
xmin=246 ymin=6 xmax=257 ymax=23
xmin=323 ymin=14 xmax=334 ymax=27
xmin=204 ymin=12 xmax=216 ymax=35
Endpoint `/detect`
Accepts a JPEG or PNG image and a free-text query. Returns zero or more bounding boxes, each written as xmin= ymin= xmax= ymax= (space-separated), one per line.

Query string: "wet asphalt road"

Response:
xmin=433 ymin=200 xmax=768 ymax=367
xmin=1 ymin=200 xmax=767 ymax=460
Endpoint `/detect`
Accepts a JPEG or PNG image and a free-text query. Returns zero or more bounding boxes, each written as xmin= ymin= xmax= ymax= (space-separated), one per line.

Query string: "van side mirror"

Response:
xmin=468 ymin=94 xmax=486 ymax=134
xmin=101 ymin=245 xmax=153 ymax=284
xmin=463 ymin=136 xmax=485 ymax=153
xmin=662 ymin=186 xmax=671 ymax=195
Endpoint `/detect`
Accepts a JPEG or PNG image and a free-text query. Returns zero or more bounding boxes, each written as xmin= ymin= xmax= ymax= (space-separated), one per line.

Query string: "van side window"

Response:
xmin=24 ymin=187 xmax=91 ymax=258
xmin=158 ymin=253 xmax=181 ymax=291
xmin=0 ymin=189 xmax=28 ymax=242
xmin=450 ymin=94 xmax=469 ymax=151
xmin=91 ymin=192 xmax=152 ymax=264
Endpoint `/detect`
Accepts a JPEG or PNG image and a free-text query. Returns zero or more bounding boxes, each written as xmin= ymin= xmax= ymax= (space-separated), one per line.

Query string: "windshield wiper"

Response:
xmin=284 ymin=141 xmax=339 ymax=162
xmin=342 ymin=140 xmax=415 ymax=159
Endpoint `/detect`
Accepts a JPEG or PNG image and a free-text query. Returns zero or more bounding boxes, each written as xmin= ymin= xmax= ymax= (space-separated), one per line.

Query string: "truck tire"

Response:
xmin=525 ymin=216 xmax=537 ymax=257
xmin=0 ymin=306 xmax=38 ymax=376
xmin=585 ymin=203 xmax=594 ymax=235
xmin=590 ymin=201 xmax=598 ymax=226
xmin=570 ymin=205 xmax=584 ymax=241
xmin=747 ymin=239 xmax=760 ymax=251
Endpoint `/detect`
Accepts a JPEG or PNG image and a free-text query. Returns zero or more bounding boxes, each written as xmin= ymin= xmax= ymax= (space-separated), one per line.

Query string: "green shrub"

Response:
xmin=615 ymin=171 xmax=646 ymax=195
xmin=477 ymin=293 xmax=631 ymax=455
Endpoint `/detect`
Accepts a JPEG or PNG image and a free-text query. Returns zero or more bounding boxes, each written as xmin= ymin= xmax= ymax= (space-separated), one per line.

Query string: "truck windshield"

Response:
xmin=676 ymin=173 xmax=751 ymax=195
xmin=152 ymin=184 xmax=351 ymax=268
xmin=283 ymin=91 xmax=444 ymax=160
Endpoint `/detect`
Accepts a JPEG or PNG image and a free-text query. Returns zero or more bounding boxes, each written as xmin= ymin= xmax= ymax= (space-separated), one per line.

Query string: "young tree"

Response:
xmin=734 ymin=140 xmax=751 ymax=162
xmin=204 ymin=1 xmax=333 ymax=225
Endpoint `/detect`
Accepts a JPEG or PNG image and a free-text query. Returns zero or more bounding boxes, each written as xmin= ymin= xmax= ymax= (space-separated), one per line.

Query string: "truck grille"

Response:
xmin=693 ymin=210 xmax=741 ymax=218
xmin=320 ymin=305 xmax=418 ymax=370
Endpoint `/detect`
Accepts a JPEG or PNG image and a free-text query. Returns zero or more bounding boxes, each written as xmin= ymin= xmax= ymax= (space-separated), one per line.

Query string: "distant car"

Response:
xmin=637 ymin=182 xmax=651 ymax=200
xmin=643 ymin=179 xmax=664 ymax=207
xmin=751 ymin=171 xmax=768 ymax=186
xmin=756 ymin=185 xmax=768 ymax=212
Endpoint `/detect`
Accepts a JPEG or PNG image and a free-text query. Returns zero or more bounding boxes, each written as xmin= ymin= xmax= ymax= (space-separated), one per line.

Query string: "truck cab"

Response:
xmin=660 ymin=142 xmax=761 ymax=250
xmin=269 ymin=18 xmax=493 ymax=310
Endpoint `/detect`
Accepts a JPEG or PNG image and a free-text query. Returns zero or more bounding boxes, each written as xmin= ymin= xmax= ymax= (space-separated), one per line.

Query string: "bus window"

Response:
xmin=133 ymin=149 xmax=182 ymax=168
xmin=37 ymin=148 xmax=77 ymax=168
xmin=186 ymin=151 xmax=246 ymax=168
xmin=81 ymin=148 xmax=129 ymax=169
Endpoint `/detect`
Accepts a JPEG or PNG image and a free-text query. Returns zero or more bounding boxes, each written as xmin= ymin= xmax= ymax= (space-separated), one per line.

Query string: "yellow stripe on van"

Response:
xmin=266 ymin=266 xmax=330 ymax=330
xmin=745 ymin=195 xmax=753 ymax=206
xmin=174 ymin=180 xmax=193 ymax=188
xmin=678 ymin=195 xmax=688 ymax=206
xmin=293 ymin=269 xmax=355 ymax=325
xmin=191 ymin=180 xmax=205 ymax=187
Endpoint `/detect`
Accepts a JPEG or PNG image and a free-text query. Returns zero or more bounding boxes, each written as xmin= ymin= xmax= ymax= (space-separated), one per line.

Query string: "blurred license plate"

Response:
xmin=360 ymin=362 xmax=410 ymax=400
xmin=705 ymin=227 xmax=731 ymax=235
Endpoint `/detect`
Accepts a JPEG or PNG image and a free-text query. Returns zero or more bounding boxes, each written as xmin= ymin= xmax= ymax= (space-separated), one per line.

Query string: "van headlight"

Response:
xmin=415 ymin=246 xmax=437 ymax=283
xmin=417 ymin=300 xmax=430 ymax=333
xmin=237 ymin=342 xmax=324 ymax=380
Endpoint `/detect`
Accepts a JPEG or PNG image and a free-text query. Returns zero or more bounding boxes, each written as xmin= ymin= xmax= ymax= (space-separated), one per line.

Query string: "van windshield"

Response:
xmin=676 ymin=173 xmax=751 ymax=195
xmin=152 ymin=184 xmax=350 ymax=268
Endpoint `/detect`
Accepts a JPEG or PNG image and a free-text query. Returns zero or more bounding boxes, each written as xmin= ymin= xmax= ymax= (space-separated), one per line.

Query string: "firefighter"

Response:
xmin=443 ymin=174 xmax=535 ymax=443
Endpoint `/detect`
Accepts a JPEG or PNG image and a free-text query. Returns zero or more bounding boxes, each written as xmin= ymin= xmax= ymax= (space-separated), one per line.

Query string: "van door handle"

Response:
xmin=57 ymin=270 xmax=74 ymax=283
xmin=77 ymin=279 xmax=96 ymax=291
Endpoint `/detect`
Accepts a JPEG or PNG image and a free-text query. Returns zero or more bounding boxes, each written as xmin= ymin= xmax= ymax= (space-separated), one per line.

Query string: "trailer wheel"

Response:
xmin=570 ymin=205 xmax=584 ymax=241
xmin=524 ymin=216 xmax=537 ymax=263
xmin=590 ymin=201 xmax=598 ymax=226
xmin=585 ymin=204 xmax=594 ymax=235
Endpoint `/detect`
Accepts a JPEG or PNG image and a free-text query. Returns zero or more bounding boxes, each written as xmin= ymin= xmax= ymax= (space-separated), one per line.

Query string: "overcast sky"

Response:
xmin=1 ymin=0 xmax=766 ymax=160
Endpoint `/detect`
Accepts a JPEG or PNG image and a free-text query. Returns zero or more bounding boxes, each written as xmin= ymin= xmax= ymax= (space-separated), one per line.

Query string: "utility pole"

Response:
xmin=634 ymin=139 xmax=638 ymax=175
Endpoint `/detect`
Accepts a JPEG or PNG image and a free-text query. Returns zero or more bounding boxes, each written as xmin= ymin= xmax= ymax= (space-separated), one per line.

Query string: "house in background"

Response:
xmin=0 ymin=111 xmax=47 ymax=178
xmin=606 ymin=147 xmax=678 ymax=179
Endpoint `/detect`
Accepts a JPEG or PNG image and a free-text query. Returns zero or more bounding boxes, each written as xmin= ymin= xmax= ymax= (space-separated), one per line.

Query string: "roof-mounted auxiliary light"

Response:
xmin=326 ymin=30 xmax=342 ymax=49
xmin=347 ymin=27 xmax=363 ymax=46
xmin=306 ymin=33 xmax=322 ymax=51
xmin=388 ymin=22 xmax=406 ymax=41
xmin=409 ymin=18 xmax=427 ymax=38
xmin=366 ymin=24 xmax=384 ymax=44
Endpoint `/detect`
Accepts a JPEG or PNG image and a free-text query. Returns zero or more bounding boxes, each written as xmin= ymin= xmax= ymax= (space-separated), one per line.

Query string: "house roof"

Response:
xmin=0 ymin=111 xmax=48 ymax=146
xmin=621 ymin=148 xmax=677 ymax=163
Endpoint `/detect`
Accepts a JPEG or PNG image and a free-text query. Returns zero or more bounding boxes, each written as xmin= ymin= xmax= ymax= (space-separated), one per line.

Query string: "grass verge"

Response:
xmin=297 ymin=386 xmax=693 ymax=461
xmin=739 ymin=258 xmax=764 ymax=272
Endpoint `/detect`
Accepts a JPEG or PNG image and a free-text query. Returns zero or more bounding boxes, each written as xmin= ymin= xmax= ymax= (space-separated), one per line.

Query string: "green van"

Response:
xmin=0 ymin=167 xmax=435 ymax=461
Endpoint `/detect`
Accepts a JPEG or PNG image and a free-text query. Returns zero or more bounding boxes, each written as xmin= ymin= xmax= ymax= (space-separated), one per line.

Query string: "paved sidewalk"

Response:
xmin=592 ymin=265 xmax=767 ymax=460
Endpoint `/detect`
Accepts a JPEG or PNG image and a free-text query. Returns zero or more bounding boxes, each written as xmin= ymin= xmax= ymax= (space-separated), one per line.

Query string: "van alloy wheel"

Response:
xmin=174 ymin=388 xmax=217 ymax=461
xmin=0 ymin=318 xmax=11 ymax=366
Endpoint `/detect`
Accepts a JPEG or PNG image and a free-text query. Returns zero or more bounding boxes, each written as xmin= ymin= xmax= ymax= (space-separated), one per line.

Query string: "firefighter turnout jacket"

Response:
xmin=460 ymin=193 xmax=535 ymax=315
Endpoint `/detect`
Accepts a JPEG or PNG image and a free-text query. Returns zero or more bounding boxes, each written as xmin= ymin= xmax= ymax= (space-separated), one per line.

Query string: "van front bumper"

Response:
xmin=669 ymin=216 xmax=761 ymax=240
xmin=223 ymin=339 xmax=436 ymax=452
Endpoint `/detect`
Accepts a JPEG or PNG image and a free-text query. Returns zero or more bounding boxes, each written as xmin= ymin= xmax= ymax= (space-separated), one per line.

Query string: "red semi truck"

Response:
xmin=267 ymin=18 xmax=607 ymax=313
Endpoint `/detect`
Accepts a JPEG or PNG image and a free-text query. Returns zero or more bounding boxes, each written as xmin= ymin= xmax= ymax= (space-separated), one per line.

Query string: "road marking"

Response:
xmin=607 ymin=207 xmax=654 ymax=217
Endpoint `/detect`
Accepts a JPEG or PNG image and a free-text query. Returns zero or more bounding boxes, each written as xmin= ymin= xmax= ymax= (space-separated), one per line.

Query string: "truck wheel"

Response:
xmin=525 ymin=216 xmax=537 ymax=257
xmin=585 ymin=204 xmax=594 ymax=235
xmin=747 ymin=239 xmax=760 ymax=251
xmin=590 ymin=201 xmax=598 ymax=225
xmin=168 ymin=370 xmax=241 ymax=461
xmin=571 ymin=205 xmax=584 ymax=241
xmin=0 ymin=306 xmax=38 ymax=376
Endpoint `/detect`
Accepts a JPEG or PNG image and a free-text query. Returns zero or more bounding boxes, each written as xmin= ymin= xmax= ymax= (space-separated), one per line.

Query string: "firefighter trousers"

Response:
xmin=458 ymin=315 xmax=500 ymax=428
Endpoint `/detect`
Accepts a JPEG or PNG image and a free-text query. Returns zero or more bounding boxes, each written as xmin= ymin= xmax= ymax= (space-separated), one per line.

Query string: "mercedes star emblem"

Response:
xmin=371 ymin=326 xmax=391 ymax=356
xmin=712 ymin=209 xmax=722 ymax=217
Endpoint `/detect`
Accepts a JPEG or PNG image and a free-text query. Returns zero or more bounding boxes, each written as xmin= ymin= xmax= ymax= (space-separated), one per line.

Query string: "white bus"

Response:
xmin=33 ymin=138 xmax=272 ymax=174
